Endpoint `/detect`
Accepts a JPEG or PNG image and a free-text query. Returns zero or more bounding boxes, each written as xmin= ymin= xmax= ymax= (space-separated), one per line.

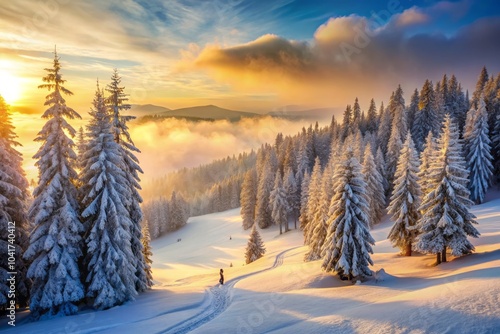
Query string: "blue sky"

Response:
xmin=0 ymin=0 xmax=499 ymax=113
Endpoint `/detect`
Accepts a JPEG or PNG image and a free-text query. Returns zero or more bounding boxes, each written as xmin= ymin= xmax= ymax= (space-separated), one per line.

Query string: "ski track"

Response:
xmin=158 ymin=246 xmax=300 ymax=334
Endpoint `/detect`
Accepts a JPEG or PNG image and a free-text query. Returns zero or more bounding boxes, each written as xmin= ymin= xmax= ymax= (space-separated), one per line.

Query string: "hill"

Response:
xmin=160 ymin=105 xmax=260 ymax=121
xmin=4 ymin=192 xmax=499 ymax=333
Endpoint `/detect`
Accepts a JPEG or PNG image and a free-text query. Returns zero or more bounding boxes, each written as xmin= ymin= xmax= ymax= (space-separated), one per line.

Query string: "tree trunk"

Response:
xmin=436 ymin=252 xmax=441 ymax=265
xmin=441 ymin=247 xmax=447 ymax=263
xmin=405 ymin=242 xmax=412 ymax=256
xmin=279 ymin=221 xmax=282 ymax=235
xmin=294 ymin=216 xmax=297 ymax=229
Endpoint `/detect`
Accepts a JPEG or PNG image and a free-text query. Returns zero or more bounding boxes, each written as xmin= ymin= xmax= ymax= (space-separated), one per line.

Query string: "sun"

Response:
xmin=0 ymin=61 xmax=23 ymax=105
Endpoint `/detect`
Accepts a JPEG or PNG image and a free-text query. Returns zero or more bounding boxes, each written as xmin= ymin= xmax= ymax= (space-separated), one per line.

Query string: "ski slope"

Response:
xmin=1 ymin=193 xmax=500 ymax=334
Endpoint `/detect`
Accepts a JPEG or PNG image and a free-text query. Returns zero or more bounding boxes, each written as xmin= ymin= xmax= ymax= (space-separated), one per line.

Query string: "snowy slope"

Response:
xmin=1 ymin=195 xmax=500 ymax=334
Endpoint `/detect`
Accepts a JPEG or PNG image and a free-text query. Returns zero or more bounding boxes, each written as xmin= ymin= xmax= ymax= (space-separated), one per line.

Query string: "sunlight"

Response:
xmin=0 ymin=60 xmax=23 ymax=104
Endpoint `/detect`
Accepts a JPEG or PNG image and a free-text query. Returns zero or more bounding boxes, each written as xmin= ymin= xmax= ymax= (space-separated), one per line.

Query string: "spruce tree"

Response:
xmin=0 ymin=96 xmax=30 ymax=309
xmin=106 ymin=69 xmax=148 ymax=292
xmin=240 ymin=169 xmax=257 ymax=230
xmin=141 ymin=223 xmax=154 ymax=288
xmin=377 ymin=102 xmax=391 ymax=155
xmin=24 ymin=51 xmax=84 ymax=319
xmin=362 ymin=144 xmax=385 ymax=227
xmin=321 ymin=149 xmax=375 ymax=280
xmin=270 ymin=171 xmax=288 ymax=234
xmin=305 ymin=161 xmax=333 ymax=261
xmin=81 ymin=84 xmax=138 ymax=309
xmin=304 ymin=157 xmax=322 ymax=244
xmin=415 ymin=115 xmax=480 ymax=264
xmin=283 ymin=168 xmax=299 ymax=229
xmin=471 ymin=67 xmax=488 ymax=109
xmin=245 ymin=224 xmax=266 ymax=264
xmin=407 ymin=89 xmax=419 ymax=136
xmin=366 ymin=98 xmax=378 ymax=133
xmin=413 ymin=80 xmax=440 ymax=151
xmin=255 ymin=152 xmax=275 ymax=229
xmin=387 ymin=133 xmax=421 ymax=256
xmin=298 ymin=171 xmax=310 ymax=230
xmin=466 ymin=99 xmax=493 ymax=204
xmin=418 ymin=131 xmax=437 ymax=199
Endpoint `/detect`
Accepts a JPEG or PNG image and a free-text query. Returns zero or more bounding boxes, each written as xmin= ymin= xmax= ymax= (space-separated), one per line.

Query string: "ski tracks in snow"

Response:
xmin=158 ymin=246 xmax=300 ymax=334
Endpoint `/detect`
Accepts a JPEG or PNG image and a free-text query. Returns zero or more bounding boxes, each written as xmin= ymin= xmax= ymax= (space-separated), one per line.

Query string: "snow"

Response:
xmin=2 ymin=194 xmax=500 ymax=333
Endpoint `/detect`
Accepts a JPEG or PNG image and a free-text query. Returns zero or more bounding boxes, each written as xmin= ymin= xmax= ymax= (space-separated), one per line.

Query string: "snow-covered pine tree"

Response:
xmin=377 ymin=102 xmax=391 ymax=155
xmin=245 ymin=224 xmax=266 ymax=264
xmin=283 ymin=168 xmax=299 ymax=229
xmin=362 ymin=143 xmax=385 ymax=227
xmin=471 ymin=66 xmax=488 ymax=109
xmin=141 ymin=223 xmax=154 ymax=288
xmin=418 ymin=131 xmax=436 ymax=199
xmin=321 ymin=148 xmax=375 ymax=280
xmin=24 ymin=51 xmax=84 ymax=319
xmin=304 ymin=157 xmax=322 ymax=245
xmin=298 ymin=171 xmax=310 ymax=230
xmin=305 ymin=160 xmax=333 ymax=261
xmin=407 ymin=89 xmax=419 ymax=137
xmin=80 ymin=84 xmax=138 ymax=309
xmin=466 ymin=98 xmax=493 ymax=204
xmin=255 ymin=151 xmax=276 ymax=229
xmin=375 ymin=147 xmax=390 ymax=202
xmin=494 ymin=91 xmax=500 ymax=181
xmin=413 ymin=80 xmax=440 ymax=152
xmin=386 ymin=88 xmax=407 ymax=189
xmin=352 ymin=97 xmax=361 ymax=131
xmin=0 ymin=96 xmax=30 ymax=309
xmin=366 ymin=98 xmax=378 ymax=134
xmin=387 ymin=133 xmax=421 ymax=256
xmin=415 ymin=115 xmax=480 ymax=265
xmin=240 ymin=168 xmax=257 ymax=230
xmin=270 ymin=171 xmax=289 ymax=234
xmin=106 ymin=69 xmax=148 ymax=292
xmin=341 ymin=105 xmax=353 ymax=141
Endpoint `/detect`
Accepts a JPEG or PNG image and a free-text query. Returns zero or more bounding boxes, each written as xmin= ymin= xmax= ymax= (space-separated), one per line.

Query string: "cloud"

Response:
xmin=129 ymin=116 xmax=307 ymax=182
xmin=187 ymin=2 xmax=500 ymax=108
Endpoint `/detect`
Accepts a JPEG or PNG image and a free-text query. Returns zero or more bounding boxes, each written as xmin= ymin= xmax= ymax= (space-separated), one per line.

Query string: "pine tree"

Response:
xmin=321 ymin=149 xmax=375 ymax=280
xmin=366 ymin=98 xmax=378 ymax=133
xmin=24 ymin=51 xmax=84 ymax=319
xmin=387 ymin=133 xmax=421 ymax=256
xmin=413 ymin=80 xmax=440 ymax=151
xmin=169 ymin=191 xmax=188 ymax=230
xmin=372 ymin=148 xmax=388 ymax=199
xmin=106 ymin=69 xmax=148 ymax=292
xmin=304 ymin=157 xmax=322 ymax=244
xmin=0 ymin=96 xmax=30 ymax=309
xmin=341 ymin=105 xmax=353 ymax=141
xmin=377 ymin=102 xmax=391 ymax=155
xmin=80 ymin=84 xmax=138 ymax=309
xmin=352 ymin=97 xmax=361 ymax=131
xmin=362 ymin=144 xmax=385 ymax=227
xmin=298 ymin=171 xmax=310 ymax=230
xmin=255 ymin=152 xmax=275 ymax=229
xmin=418 ymin=131 xmax=437 ymax=199
xmin=415 ymin=115 xmax=480 ymax=265
xmin=407 ymin=89 xmax=419 ymax=135
xmin=283 ymin=168 xmax=299 ymax=229
xmin=141 ymin=223 xmax=154 ymax=288
xmin=386 ymin=87 xmax=407 ymax=189
xmin=270 ymin=171 xmax=289 ymax=234
xmin=305 ymin=161 xmax=333 ymax=261
xmin=240 ymin=169 xmax=257 ymax=230
xmin=493 ymin=90 xmax=500 ymax=181
xmin=466 ymin=99 xmax=493 ymax=204
xmin=471 ymin=66 xmax=488 ymax=109
xmin=245 ymin=224 xmax=266 ymax=264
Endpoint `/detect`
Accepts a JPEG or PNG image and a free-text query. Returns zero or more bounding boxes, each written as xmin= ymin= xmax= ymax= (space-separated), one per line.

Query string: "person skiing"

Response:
xmin=219 ymin=269 xmax=224 ymax=285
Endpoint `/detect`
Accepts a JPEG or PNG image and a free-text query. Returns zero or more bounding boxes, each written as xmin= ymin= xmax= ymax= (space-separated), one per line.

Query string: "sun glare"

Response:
xmin=0 ymin=61 xmax=23 ymax=105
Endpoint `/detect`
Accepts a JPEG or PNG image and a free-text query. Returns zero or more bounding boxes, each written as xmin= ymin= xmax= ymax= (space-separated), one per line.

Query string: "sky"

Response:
xmin=1 ymin=0 xmax=500 ymax=182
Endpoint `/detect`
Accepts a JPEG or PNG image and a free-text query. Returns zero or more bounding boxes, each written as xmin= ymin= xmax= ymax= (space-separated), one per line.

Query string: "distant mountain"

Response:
xmin=130 ymin=104 xmax=171 ymax=117
xmin=267 ymin=107 xmax=337 ymax=120
xmin=159 ymin=105 xmax=260 ymax=121
xmin=133 ymin=103 xmax=335 ymax=123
